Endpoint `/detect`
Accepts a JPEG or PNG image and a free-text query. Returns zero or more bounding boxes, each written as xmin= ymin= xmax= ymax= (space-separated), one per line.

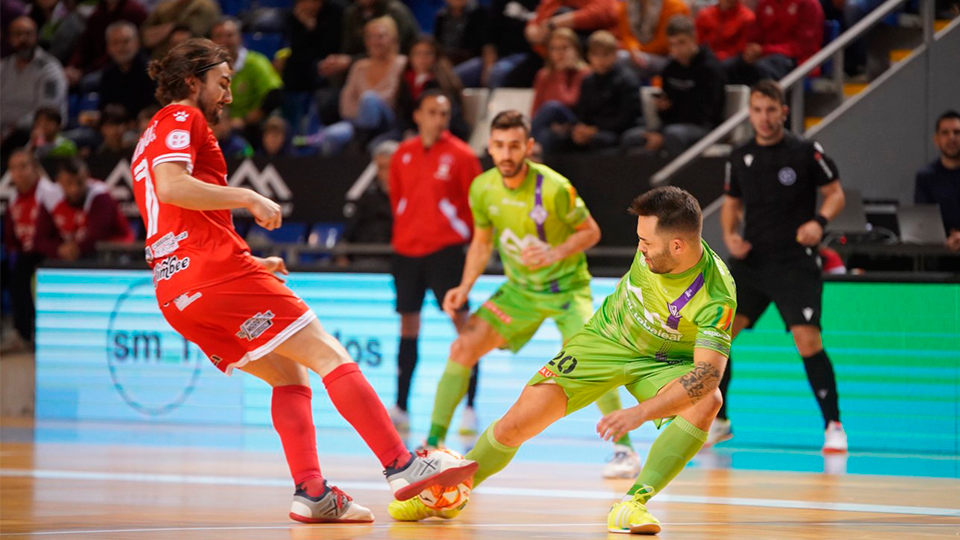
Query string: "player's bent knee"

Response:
xmin=492 ymin=415 xmax=529 ymax=447
xmin=448 ymin=336 xmax=481 ymax=367
xmin=700 ymin=389 xmax=723 ymax=415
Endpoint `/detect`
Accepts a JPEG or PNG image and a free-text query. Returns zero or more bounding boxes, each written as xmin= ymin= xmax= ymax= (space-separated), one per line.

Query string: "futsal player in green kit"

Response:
xmin=421 ymin=110 xmax=641 ymax=479
xmin=391 ymin=183 xmax=737 ymax=536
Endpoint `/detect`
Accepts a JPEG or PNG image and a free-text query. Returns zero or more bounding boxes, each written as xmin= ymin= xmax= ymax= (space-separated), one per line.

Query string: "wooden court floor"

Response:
xmin=1 ymin=421 xmax=958 ymax=539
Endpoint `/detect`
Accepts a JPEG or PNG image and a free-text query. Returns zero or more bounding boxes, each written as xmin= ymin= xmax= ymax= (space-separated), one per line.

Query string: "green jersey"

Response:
xmin=469 ymin=160 xmax=592 ymax=292
xmin=587 ymin=240 xmax=737 ymax=361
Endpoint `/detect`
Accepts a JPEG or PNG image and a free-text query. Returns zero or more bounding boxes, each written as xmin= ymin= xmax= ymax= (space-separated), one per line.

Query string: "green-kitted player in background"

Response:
xmin=422 ymin=110 xmax=641 ymax=479
xmin=392 ymin=185 xmax=737 ymax=536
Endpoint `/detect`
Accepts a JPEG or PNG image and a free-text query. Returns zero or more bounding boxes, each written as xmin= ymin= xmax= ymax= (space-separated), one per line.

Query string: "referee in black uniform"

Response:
xmin=714 ymin=80 xmax=848 ymax=453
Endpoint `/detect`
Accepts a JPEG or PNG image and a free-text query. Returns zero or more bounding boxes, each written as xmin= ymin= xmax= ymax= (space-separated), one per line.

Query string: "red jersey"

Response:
xmin=131 ymin=104 xmax=261 ymax=304
xmin=748 ymin=0 xmax=824 ymax=65
xmin=696 ymin=2 xmax=755 ymax=61
xmin=51 ymin=180 xmax=133 ymax=256
xmin=389 ymin=131 xmax=481 ymax=257
xmin=5 ymin=177 xmax=62 ymax=254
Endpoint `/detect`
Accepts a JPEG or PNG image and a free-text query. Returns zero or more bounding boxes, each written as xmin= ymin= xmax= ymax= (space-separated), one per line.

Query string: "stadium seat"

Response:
xmin=246 ymin=221 xmax=307 ymax=246
xmin=300 ymin=222 xmax=345 ymax=263
xmin=461 ymin=88 xmax=489 ymax=131
xmin=242 ymin=32 xmax=285 ymax=60
xmin=468 ymin=88 xmax=535 ymax=154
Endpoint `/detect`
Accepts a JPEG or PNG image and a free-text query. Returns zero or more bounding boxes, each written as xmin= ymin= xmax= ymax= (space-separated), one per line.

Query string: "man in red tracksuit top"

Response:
xmin=388 ymin=89 xmax=482 ymax=432
xmin=695 ymin=0 xmax=755 ymax=62
xmin=723 ymin=0 xmax=824 ymax=85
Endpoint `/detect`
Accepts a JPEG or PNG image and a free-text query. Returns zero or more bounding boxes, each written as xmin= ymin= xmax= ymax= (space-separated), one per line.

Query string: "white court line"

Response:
xmin=2 ymin=468 xmax=958 ymax=520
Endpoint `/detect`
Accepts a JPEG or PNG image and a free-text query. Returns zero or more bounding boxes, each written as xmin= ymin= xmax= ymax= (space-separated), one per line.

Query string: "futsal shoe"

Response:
xmin=289 ymin=481 xmax=374 ymax=523
xmin=602 ymin=445 xmax=642 ymax=479
xmin=822 ymin=421 xmax=848 ymax=453
xmin=607 ymin=491 xmax=662 ymax=535
xmin=704 ymin=418 xmax=733 ymax=447
xmin=458 ymin=406 xmax=479 ymax=435
xmin=385 ymin=449 xmax=478 ymax=501
xmin=388 ymin=496 xmax=465 ymax=521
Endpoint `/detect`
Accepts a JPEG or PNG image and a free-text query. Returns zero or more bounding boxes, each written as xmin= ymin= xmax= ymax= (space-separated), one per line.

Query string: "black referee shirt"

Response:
xmin=725 ymin=131 xmax=840 ymax=256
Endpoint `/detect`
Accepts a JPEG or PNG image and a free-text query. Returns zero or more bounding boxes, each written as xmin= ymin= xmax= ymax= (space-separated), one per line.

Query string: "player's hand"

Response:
xmin=945 ymin=231 xmax=960 ymax=251
xmin=248 ymin=192 xmax=282 ymax=230
xmin=319 ymin=54 xmax=351 ymax=77
xmin=796 ymin=220 xmax=824 ymax=247
xmin=442 ymin=285 xmax=470 ymax=318
xmin=724 ymin=233 xmax=752 ymax=259
xmin=597 ymin=405 xmax=648 ymax=442
xmin=258 ymin=256 xmax=288 ymax=275
xmin=521 ymin=243 xmax=559 ymax=270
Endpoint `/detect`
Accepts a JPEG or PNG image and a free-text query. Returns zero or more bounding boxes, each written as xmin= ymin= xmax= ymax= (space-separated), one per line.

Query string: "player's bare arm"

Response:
xmin=522 ymin=214 xmax=601 ymax=270
xmin=252 ymin=256 xmax=288 ymax=275
xmin=797 ymin=180 xmax=845 ymax=246
xmin=153 ymin=161 xmax=282 ymax=230
xmin=596 ymin=348 xmax=727 ymax=441
xmin=721 ymin=195 xmax=751 ymax=258
xmin=442 ymin=225 xmax=494 ymax=317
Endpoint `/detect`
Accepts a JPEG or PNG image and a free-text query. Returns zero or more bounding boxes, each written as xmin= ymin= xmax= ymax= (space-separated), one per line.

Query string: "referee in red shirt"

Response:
xmin=389 ymin=89 xmax=483 ymax=431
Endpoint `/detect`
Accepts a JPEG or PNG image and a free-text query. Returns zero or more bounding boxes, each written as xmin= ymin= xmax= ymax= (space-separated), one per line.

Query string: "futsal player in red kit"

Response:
xmin=131 ymin=39 xmax=477 ymax=523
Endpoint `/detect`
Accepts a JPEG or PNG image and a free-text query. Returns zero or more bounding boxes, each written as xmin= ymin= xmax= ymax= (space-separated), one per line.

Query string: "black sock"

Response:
xmin=717 ymin=354 xmax=732 ymax=420
xmin=396 ymin=337 xmax=418 ymax=411
xmin=801 ymin=349 xmax=840 ymax=427
xmin=466 ymin=363 xmax=479 ymax=407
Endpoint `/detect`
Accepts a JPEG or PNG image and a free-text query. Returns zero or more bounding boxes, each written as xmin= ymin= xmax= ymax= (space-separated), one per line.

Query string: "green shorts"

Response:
xmin=527 ymin=327 xmax=694 ymax=423
xmin=475 ymin=280 xmax=593 ymax=352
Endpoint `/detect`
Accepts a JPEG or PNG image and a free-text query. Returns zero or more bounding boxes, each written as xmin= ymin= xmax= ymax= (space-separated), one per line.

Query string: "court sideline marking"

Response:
xmin=2 ymin=468 xmax=958 ymax=518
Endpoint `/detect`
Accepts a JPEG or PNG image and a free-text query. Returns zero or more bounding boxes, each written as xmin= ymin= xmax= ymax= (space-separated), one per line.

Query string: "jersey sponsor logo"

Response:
xmin=487 ymin=204 xmax=500 ymax=216
xmin=165 ymin=130 xmax=191 ymax=150
xmin=173 ymin=292 xmax=202 ymax=311
xmin=236 ymin=310 xmax=275 ymax=341
xmin=744 ymin=154 xmax=754 ymax=167
xmin=498 ymin=229 xmax=548 ymax=263
xmin=701 ymin=328 xmax=726 ymax=339
xmin=499 ymin=197 xmax=527 ymax=208
xmin=803 ymin=307 xmax=814 ymax=321
xmin=153 ymin=255 xmax=191 ymax=284
xmin=132 ymin=122 xmax=157 ymax=163
xmin=401 ymin=152 xmax=412 ymax=164
xmin=538 ymin=366 xmax=558 ymax=378
xmin=778 ymin=167 xmax=797 ymax=186
xmin=174 ymin=111 xmax=189 ymax=122
xmin=148 ymin=231 xmax=189 ymax=260
xmin=624 ymin=282 xmax=683 ymax=341
xmin=481 ymin=300 xmax=512 ymax=324
xmin=434 ymin=153 xmax=454 ymax=180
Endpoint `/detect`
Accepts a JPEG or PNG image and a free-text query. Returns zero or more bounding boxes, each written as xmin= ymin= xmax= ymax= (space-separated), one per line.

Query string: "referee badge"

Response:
xmin=778 ymin=167 xmax=797 ymax=186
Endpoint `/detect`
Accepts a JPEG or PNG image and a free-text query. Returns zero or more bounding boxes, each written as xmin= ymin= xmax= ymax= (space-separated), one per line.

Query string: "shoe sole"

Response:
xmin=630 ymin=523 xmax=662 ymax=534
xmin=704 ymin=432 xmax=733 ymax=447
xmin=289 ymin=512 xmax=374 ymax=524
xmin=393 ymin=461 xmax=479 ymax=501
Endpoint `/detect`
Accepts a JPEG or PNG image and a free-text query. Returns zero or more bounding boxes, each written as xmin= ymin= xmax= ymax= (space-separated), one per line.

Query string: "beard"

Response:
xmin=643 ymin=247 xmax=677 ymax=274
xmin=197 ymin=89 xmax=221 ymax=124
xmin=495 ymin=159 xmax=523 ymax=179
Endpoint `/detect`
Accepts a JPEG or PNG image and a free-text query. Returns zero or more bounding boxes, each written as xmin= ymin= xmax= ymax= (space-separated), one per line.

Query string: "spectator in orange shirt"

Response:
xmin=616 ymin=0 xmax=690 ymax=79
xmin=530 ymin=29 xmax=590 ymax=145
xmin=695 ymin=0 xmax=755 ymax=62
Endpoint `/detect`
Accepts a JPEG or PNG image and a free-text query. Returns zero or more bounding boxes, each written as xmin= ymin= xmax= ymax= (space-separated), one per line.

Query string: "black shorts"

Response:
xmin=392 ymin=244 xmax=469 ymax=314
xmin=728 ymin=249 xmax=823 ymax=330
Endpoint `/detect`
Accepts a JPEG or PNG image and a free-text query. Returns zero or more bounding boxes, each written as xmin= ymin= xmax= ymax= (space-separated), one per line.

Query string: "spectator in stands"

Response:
xmin=27 ymin=0 xmax=87 ymax=66
xmin=91 ymin=105 xmax=134 ymax=166
xmin=308 ymin=17 xmax=407 ymax=155
xmin=526 ymin=0 xmax=619 ymax=49
xmin=534 ymin=30 xmax=641 ymax=153
xmin=724 ymin=0 xmax=824 ymax=85
xmin=395 ymin=36 xmax=470 ymax=141
xmin=64 ymin=0 xmax=147 ymax=88
xmin=136 ymin=104 xmax=160 ymax=135
xmin=915 ymin=110 xmax=960 ymax=251
xmin=165 ymin=24 xmax=194 ymax=51
xmin=210 ymin=17 xmax=283 ymax=142
xmin=29 ymin=107 xmax=77 ymax=159
xmin=319 ymin=0 xmax=420 ymax=79
xmin=339 ymin=139 xmax=396 ymax=266
xmin=616 ymin=0 xmax=691 ymax=78
xmin=140 ymin=0 xmax=220 ymax=59
xmin=259 ymin=116 xmax=290 ymax=159
xmin=387 ymin=89 xmax=481 ymax=430
xmin=458 ymin=0 xmax=539 ymax=88
xmin=213 ymin=107 xmax=254 ymax=160
xmin=626 ymin=16 xmax=725 ymax=155
xmin=49 ymin=157 xmax=133 ymax=262
xmin=0 ymin=148 xmax=62 ymax=353
xmin=98 ymin=21 xmax=157 ymax=120
xmin=695 ymin=0 xmax=755 ymax=62
xmin=1 ymin=0 xmax=27 ymax=58
xmin=434 ymin=0 xmax=487 ymax=68
xmin=285 ymin=0 xmax=344 ymax=92
xmin=0 ymin=16 xmax=68 ymax=154
xmin=530 ymin=28 xmax=590 ymax=145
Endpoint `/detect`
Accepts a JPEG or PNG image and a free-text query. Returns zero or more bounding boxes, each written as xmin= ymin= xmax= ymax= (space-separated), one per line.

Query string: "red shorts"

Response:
xmin=160 ymin=271 xmax=316 ymax=374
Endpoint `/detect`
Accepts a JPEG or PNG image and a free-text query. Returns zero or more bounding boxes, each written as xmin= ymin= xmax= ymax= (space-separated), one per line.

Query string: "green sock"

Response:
xmin=627 ymin=416 xmax=707 ymax=502
xmin=464 ymin=421 xmax=519 ymax=487
xmin=426 ymin=361 xmax=472 ymax=446
xmin=595 ymin=389 xmax=634 ymax=450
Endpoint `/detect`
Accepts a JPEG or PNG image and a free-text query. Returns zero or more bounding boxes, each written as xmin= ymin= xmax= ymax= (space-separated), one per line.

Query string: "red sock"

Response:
xmin=323 ymin=363 xmax=411 ymax=468
xmin=272 ymin=385 xmax=324 ymax=495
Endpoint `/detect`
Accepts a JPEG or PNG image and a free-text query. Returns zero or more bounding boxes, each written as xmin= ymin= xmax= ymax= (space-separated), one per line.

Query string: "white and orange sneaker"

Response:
xmin=822 ymin=421 xmax=848 ymax=453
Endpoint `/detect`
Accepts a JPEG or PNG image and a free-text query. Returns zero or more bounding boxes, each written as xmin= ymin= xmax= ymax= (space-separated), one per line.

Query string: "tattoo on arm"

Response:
xmin=679 ymin=362 xmax=721 ymax=403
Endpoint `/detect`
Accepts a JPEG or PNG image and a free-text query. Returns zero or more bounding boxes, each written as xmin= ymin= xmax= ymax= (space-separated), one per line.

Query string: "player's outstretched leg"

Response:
xmin=607 ymin=388 xmax=722 ymax=535
xmin=390 ymin=382 xmax=569 ymax=521
xmin=596 ymin=389 xmax=641 ymax=478
xmin=426 ymin=316 xmax=503 ymax=448
xmin=273 ymin=319 xmax=478 ymax=501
